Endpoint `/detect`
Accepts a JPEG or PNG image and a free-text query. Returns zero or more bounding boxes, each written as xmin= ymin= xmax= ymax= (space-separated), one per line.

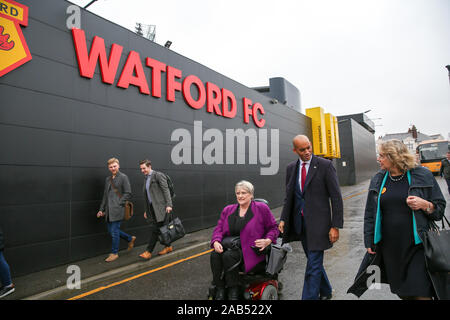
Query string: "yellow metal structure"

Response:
xmin=306 ymin=107 xmax=341 ymax=159
xmin=324 ymin=113 xmax=336 ymax=158
xmin=306 ymin=107 xmax=327 ymax=156
xmin=333 ymin=115 xmax=341 ymax=158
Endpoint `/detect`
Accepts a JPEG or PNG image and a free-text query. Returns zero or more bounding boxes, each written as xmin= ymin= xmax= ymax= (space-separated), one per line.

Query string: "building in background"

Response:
xmin=377 ymin=125 xmax=444 ymax=154
xmin=334 ymin=113 xmax=379 ymax=186
xmin=253 ymin=77 xmax=302 ymax=113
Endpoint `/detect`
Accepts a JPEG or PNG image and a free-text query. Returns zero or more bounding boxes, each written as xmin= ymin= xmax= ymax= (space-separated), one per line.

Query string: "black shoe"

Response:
xmin=320 ymin=293 xmax=332 ymax=300
xmin=228 ymin=286 xmax=240 ymax=300
xmin=215 ymin=287 xmax=226 ymax=300
xmin=0 ymin=284 xmax=15 ymax=299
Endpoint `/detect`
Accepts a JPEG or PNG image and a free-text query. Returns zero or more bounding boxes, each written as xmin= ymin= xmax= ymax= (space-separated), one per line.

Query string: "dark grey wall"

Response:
xmin=0 ymin=0 xmax=311 ymax=276
xmin=352 ymin=122 xmax=379 ymax=184
xmin=268 ymin=77 xmax=302 ymax=113
xmin=335 ymin=120 xmax=356 ymax=185
xmin=335 ymin=119 xmax=378 ymax=186
xmin=253 ymin=77 xmax=302 ymax=113
xmin=337 ymin=113 xmax=375 ymax=134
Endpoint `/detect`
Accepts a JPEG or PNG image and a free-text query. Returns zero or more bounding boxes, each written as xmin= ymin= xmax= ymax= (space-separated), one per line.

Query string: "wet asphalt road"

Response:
xmin=75 ymin=177 xmax=450 ymax=301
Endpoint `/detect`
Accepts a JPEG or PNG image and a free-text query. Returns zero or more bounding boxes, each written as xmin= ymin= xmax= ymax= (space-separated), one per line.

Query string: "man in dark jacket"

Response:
xmin=0 ymin=226 xmax=15 ymax=298
xmin=440 ymin=151 xmax=450 ymax=195
xmin=97 ymin=158 xmax=136 ymax=262
xmin=279 ymin=135 xmax=343 ymax=300
xmin=138 ymin=159 xmax=173 ymax=260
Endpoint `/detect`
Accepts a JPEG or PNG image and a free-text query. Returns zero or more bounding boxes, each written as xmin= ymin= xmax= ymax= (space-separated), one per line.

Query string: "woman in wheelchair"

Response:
xmin=210 ymin=180 xmax=279 ymax=300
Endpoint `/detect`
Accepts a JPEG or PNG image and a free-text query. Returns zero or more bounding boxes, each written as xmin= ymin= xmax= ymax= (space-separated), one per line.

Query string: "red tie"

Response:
xmin=301 ymin=163 xmax=307 ymax=217
xmin=301 ymin=162 xmax=307 ymax=192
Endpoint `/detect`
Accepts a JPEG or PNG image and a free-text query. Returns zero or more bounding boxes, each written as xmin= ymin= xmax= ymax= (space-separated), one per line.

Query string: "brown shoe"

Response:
xmin=158 ymin=246 xmax=173 ymax=255
xmin=128 ymin=236 xmax=136 ymax=251
xmin=105 ymin=253 xmax=119 ymax=262
xmin=139 ymin=251 xmax=152 ymax=260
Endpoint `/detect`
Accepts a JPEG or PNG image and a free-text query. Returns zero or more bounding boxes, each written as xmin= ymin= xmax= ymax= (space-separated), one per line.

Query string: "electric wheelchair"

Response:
xmin=207 ymin=199 xmax=290 ymax=300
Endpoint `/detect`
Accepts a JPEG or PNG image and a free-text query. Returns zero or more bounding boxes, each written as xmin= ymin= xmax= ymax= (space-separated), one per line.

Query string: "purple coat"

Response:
xmin=210 ymin=201 xmax=279 ymax=273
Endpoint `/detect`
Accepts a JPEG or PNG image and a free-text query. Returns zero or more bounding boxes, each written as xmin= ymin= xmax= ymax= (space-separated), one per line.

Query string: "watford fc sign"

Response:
xmin=0 ymin=0 xmax=31 ymax=77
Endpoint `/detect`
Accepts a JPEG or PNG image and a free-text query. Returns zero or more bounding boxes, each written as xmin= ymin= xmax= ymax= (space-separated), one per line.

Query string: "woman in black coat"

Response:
xmin=348 ymin=140 xmax=447 ymax=300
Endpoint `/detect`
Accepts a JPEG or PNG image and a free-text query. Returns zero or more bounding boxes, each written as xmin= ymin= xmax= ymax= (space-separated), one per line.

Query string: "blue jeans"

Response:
xmin=0 ymin=251 xmax=12 ymax=287
xmin=107 ymin=221 xmax=132 ymax=254
xmin=301 ymin=239 xmax=332 ymax=300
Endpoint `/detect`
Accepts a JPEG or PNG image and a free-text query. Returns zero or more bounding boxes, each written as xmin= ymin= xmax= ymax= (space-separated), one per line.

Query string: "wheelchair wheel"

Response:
xmin=260 ymin=284 xmax=278 ymax=300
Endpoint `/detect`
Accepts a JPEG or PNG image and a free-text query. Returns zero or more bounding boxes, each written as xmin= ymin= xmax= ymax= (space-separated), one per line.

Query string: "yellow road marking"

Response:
xmin=343 ymin=190 xmax=368 ymax=200
xmin=68 ymin=249 xmax=213 ymax=300
xmin=68 ymin=189 xmax=368 ymax=300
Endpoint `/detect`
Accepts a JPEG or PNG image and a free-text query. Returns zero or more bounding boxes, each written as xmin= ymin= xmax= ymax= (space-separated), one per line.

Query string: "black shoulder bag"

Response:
xmin=423 ymin=215 xmax=450 ymax=273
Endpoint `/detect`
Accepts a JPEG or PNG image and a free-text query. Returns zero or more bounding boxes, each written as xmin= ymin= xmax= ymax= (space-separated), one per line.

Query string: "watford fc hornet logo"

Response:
xmin=0 ymin=0 xmax=31 ymax=77
xmin=0 ymin=26 xmax=15 ymax=50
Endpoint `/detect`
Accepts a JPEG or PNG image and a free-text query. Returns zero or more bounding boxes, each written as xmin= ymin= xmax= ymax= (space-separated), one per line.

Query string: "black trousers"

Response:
xmin=146 ymin=204 xmax=169 ymax=252
xmin=210 ymin=250 xmax=265 ymax=288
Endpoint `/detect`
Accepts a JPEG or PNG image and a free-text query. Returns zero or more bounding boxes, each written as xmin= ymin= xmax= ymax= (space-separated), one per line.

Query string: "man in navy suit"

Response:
xmin=279 ymin=135 xmax=343 ymax=300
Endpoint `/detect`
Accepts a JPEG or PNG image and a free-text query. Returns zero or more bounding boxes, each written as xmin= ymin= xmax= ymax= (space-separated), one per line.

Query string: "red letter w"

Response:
xmin=72 ymin=28 xmax=123 ymax=84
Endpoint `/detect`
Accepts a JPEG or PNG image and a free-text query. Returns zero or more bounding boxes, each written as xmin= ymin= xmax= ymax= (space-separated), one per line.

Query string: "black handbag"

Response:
xmin=158 ymin=215 xmax=185 ymax=246
xmin=422 ymin=216 xmax=450 ymax=273
xmin=221 ymin=236 xmax=242 ymax=272
xmin=221 ymin=236 xmax=241 ymax=250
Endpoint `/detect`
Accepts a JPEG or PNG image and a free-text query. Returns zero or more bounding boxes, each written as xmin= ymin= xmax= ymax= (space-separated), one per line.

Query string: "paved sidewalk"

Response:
xmin=5 ymin=181 xmax=370 ymax=300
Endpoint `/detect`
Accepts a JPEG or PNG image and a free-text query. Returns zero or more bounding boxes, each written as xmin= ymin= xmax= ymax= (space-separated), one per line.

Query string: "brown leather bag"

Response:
xmin=110 ymin=177 xmax=134 ymax=221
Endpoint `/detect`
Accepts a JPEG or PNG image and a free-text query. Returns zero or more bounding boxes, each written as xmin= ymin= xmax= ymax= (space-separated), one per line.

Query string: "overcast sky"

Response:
xmin=68 ymin=0 xmax=450 ymax=139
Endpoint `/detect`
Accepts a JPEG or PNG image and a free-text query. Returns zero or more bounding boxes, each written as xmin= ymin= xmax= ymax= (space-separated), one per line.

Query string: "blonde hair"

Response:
xmin=107 ymin=158 xmax=120 ymax=166
xmin=378 ymin=140 xmax=417 ymax=172
xmin=235 ymin=180 xmax=254 ymax=198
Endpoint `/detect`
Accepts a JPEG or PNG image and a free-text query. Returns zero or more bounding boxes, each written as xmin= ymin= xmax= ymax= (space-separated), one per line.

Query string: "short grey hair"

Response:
xmin=235 ymin=180 xmax=254 ymax=197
